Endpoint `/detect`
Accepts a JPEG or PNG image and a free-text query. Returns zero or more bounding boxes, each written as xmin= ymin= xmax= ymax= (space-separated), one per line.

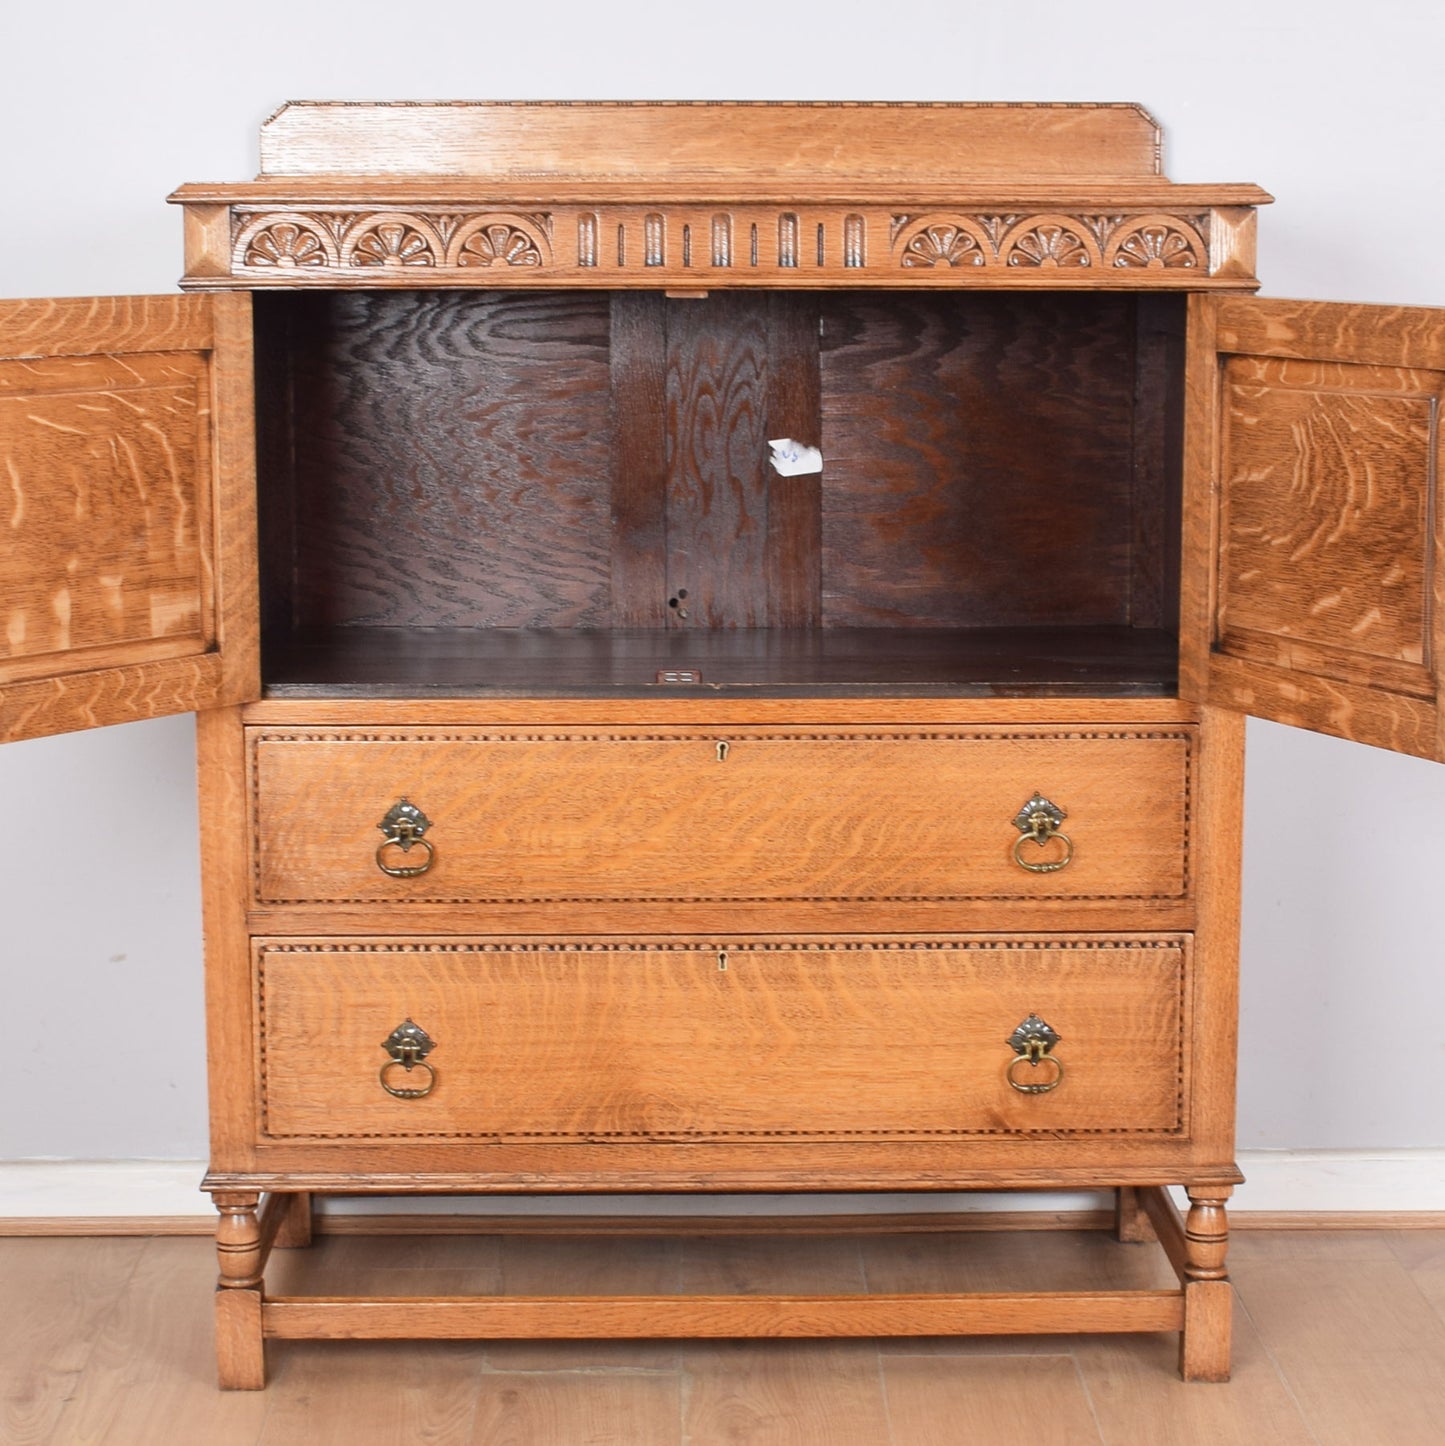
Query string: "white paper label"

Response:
xmin=767 ymin=437 xmax=824 ymax=477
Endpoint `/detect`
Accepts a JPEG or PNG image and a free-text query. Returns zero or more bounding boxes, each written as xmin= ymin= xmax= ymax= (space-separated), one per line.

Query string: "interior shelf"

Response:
xmin=261 ymin=625 xmax=1179 ymax=698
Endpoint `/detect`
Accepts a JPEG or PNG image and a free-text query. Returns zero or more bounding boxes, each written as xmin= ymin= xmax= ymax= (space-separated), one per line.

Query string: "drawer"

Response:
xmin=249 ymin=726 xmax=1193 ymax=906
xmin=256 ymin=936 xmax=1189 ymax=1141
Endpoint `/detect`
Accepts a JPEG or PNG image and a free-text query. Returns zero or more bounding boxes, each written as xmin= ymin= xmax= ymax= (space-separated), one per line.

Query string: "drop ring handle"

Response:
xmin=380 ymin=1056 xmax=437 ymax=1099
xmin=376 ymin=798 xmax=435 ymax=878
xmin=1011 ymin=793 xmax=1073 ymax=874
xmin=1006 ymin=1040 xmax=1066 ymax=1094
xmin=377 ymin=833 xmax=435 ymax=878
xmin=1006 ymin=1014 xmax=1064 ymax=1095
xmin=380 ymin=1020 xmax=437 ymax=1099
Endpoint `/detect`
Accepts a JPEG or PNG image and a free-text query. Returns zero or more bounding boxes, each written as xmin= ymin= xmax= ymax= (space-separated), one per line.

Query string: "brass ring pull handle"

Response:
xmin=376 ymin=798 xmax=435 ymax=879
xmin=1006 ymin=1046 xmax=1065 ymax=1094
xmin=1012 ymin=827 xmax=1074 ymax=874
xmin=380 ymin=1019 xmax=437 ymax=1100
xmin=377 ymin=834 xmax=435 ymax=878
xmin=380 ymin=1057 xmax=436 ymax=1099
xmin=1011 ymin=793 xmax=1072 ymax=874
xmin=1006 ymin=1014 xmax=1064 ymax=1095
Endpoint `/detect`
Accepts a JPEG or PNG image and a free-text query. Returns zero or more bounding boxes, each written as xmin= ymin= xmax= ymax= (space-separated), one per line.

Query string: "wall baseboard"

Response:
xmin=2 ymin=1150 xmax=1443 ymax=1234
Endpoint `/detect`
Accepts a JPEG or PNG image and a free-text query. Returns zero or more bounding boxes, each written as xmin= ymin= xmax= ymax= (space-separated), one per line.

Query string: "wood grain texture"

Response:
xmin=664 ymin=293 xmax=773 ymax=626
xmin=1217 ymin=355 xmax=1434 ymax=682
xmin=818 ymin=293 xmax=1177 ymax=628
xmin=0 ymin=294 xmax=214 ymax=358
xmin=882 ymin=1354 xmax=1104 ymax=1445
xmin=261 ymin=624 xmax=1179 ymax=697
xmin=764 ymin=294 xmax=823 ymax=627
xmin=608 ymin=292 xmax=669 ymax=626
xmin=1229 ymin=1231 xmax=1445 ymax=1444
xmin=261 ymin=290 xmax=615 ymax=630
xmin=0 ymin=350 xmax=209 ymax=681
xmin=248 ymin=725 xmax=1193 ymax=907
xmin=198 ymin=706 xmax=262 ymax=1171
xmin=19 ymin=1232 xmax=1445 ymax=1438
xmin=1190 ymin=296 xmax=1445 ymax=757
xmin=255 ymin=101 xmax=1168 ymax=181
xmin=0 ymin=292 xmax=259 ymax=741
xmin=468 ymin=1371 xmax=682 ymax=1446
xmin=0 ymin=1237 xmax=147 ymax=1443
xmin=254 ymin=937 xmax=1189 ymax=1142
xmin=262 ymin=1290 xmax=1184 ymax=1340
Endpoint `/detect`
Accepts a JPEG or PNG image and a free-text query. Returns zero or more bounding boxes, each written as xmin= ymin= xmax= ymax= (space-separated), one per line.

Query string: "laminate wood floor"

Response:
xmin=4 ymin=1227 xmax=1444 ymax=1444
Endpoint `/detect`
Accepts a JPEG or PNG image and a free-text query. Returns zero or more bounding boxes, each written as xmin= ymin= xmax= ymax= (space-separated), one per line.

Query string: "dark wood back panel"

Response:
xmin=259 ymin=290 xmax=616 ymax=630
xmin=257 ymin=289 xmax=1182 ymax=648
xmin=818 ymin=292 xmax=1163 ymax=628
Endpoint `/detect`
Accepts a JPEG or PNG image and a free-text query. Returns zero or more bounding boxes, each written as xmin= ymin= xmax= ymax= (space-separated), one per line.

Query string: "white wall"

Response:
xmin=3 ymin=1 xmax=1444 ymax=1170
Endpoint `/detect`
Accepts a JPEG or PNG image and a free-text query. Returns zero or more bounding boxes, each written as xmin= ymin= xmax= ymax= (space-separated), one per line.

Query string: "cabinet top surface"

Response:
xmin=168 ymin=101 xmax=1270 ymax=290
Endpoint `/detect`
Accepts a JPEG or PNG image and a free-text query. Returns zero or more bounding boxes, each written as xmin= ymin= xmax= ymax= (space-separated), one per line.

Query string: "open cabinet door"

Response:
xmin=0 ymin=294 xmax=258 ymax=742
xmin=1180 ymin=295 xmax=1445 ymax=759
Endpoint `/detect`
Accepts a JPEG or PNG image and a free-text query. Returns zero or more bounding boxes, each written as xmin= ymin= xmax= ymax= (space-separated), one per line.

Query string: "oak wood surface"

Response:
xmin=254 ymin=937 xmax=1190 ymax=1142
xmin=261 ymin=1290 xmax=1186 ymax=1340
xmin=1185 ymin=295 xmax=1445 ymax=757
xmin=254 ymin=102 xmax=1170 ymax=182
xmin=0 ymin=294 xmax=259 ymax=742
xmin=248 ymin=725 xmax=1193 ymax=908
xmin=261 ymin=624 xmax=1181 ymax=697
xmin=818 ymin=293 xmax=1172 ymax=629
xmin=147 ymin=102 xmax=1280 ymax=1388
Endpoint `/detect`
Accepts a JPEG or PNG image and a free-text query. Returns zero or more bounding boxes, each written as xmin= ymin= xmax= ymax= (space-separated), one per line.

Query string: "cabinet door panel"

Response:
xmin=1181 ymin=296 xmax=1445 ymax=758
xmin=0 ymin=295 xmax=258 ymax=741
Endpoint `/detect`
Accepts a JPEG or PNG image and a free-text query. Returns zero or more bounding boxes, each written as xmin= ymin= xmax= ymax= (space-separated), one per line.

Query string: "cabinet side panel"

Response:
xmin=1186 ymin=705 xmax=1243 ymax=1162
xmin=199 ymin=705 xmax=259 ymax=1170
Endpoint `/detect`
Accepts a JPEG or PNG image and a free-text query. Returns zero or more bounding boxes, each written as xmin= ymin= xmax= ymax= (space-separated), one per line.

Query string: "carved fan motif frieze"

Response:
xmin=900 ymin=223 xmax=987 ymax=268
xmin=889 ymin=212 xmax=1208 ymax=274
xmin=1002 ymin=218 xmax=1098 ymax=269
xmin=345 ymin=218 xmax=442 ymax=267
xmin=223 ymin=204 xmax=1217 ymax=283
xmin=456 ymin=226 xmax=543 ymax=268
xmin=240 ymin=216 xmax=337 ymax=269
xmin=1104 ymin=215 xmax=1208 ymax=269
xmin=232 ymin=210 xmax=553 ymax=274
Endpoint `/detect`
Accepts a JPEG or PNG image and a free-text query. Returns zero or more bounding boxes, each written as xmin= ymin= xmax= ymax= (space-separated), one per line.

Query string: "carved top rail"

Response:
xmin=170 ymin=102 xmax=1272 ymax=290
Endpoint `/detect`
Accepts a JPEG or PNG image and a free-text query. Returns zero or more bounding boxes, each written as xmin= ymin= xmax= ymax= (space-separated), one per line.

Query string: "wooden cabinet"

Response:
xmin=3 ymin=100 xmax=1441 ymax=1388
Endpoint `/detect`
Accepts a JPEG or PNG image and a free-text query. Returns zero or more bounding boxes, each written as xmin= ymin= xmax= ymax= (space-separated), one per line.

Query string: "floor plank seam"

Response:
xmin=1070 ymin=1350 xmax=1109 ymax=1445
xmin=1230 ymin=1281 xmax=1321 ymax=1445
xmin=873 ymin=1340 xmax=901 ymax=1446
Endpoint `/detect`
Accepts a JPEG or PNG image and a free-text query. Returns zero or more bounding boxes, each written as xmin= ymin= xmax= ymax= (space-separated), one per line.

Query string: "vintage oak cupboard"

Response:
xmin=3 ymin=101 xmax=1440 ymax=1388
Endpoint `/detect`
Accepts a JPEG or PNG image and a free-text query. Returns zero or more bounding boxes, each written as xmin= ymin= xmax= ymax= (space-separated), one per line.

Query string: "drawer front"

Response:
xmin=256 ymin=936 xmax=1189 ymax=1141
xmin=250 ymin=727 xmax=1192 ymax=906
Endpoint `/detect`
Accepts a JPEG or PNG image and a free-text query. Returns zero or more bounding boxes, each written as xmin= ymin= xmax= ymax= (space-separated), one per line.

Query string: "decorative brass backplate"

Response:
xmin=379 ymin=1019 xmax=437 ymax=1099
xmin=1013 ymin=793 xmax=1066 ymax=837
xmin=1008 ymin=1014 xmax=1061 ymax=1056
xmin=382 ymin=1019 xmax=435 ymax=1064
xmin=378 ymin=798 xmax=431 ymax=850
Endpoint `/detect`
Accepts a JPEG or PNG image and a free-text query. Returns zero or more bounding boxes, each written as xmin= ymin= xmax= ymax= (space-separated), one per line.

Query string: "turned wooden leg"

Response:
xmin=1180 ymin=1187 xmax=1233 ymax=1382
xmin=1114 ymin=1186 xmax=1156 ymax=1244
xmin=214 ymin=1192 xmax=266 ymax=1390
xmin=274 ymin=1191 xmax=314 ymax=1249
